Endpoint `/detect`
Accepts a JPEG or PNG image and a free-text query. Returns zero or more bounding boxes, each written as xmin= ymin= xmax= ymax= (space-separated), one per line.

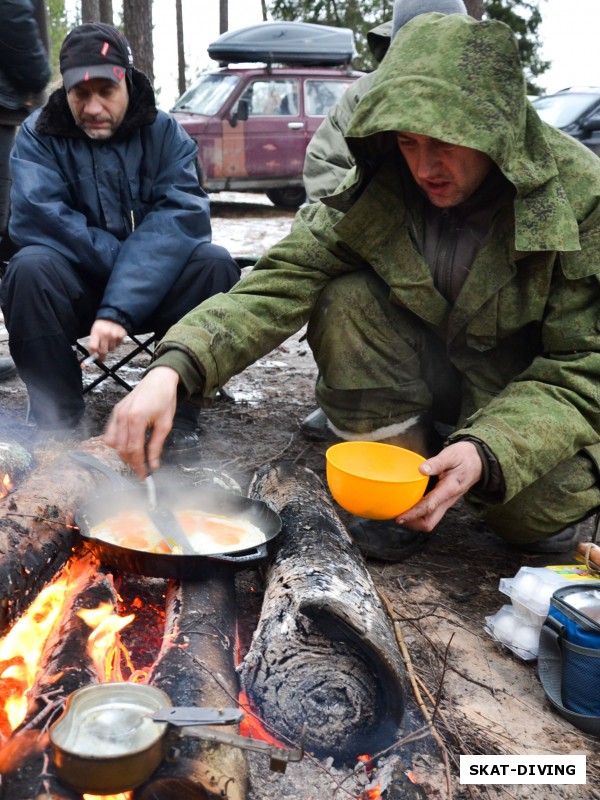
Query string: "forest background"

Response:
xmin=45 ymin=0 xmax=551 ymax=108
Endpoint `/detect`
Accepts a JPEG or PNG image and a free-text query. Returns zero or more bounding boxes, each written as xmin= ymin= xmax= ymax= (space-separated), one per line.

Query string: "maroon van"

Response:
xmin=171 ymin=22 xmax=364 ymax=209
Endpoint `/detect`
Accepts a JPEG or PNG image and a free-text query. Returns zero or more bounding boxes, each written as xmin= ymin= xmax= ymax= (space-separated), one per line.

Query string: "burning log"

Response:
xmin=0 ymin=442 xmax=32 ymax=496
xmin=0 ymin=556 xmax=118 ymax=800
xmin=147 ymin=575 xmax=248 ymax=800
xmin=0 ymin=438 xmax=128 ymax=636
xmin=242 ymin=462 xmax=409 ymax=761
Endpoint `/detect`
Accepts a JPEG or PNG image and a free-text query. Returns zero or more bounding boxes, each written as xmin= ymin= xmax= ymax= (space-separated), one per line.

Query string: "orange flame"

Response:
xmin=83 ymin=794 xmax=132 ymax=800
xmin=0 ymin=473 xmax=13 ymax=499
xmin=0 ymin=577 xmax=70 ymax=734
xmin=238 ymin=690 xmax=286 ymax=747
xmin=78 ymin=602 xmax=135 ymax=682
xmin=357 ymin=754 xmax=381 ymax=799
xmin=0 ymin=560 xmax=138 ymax=741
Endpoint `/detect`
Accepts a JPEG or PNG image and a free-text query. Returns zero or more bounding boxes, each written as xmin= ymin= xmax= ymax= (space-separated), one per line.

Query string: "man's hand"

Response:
xmin=88 ymin=319 xmax=128 ymax=360
xmin=396 ymin=441 xmax=484 ymax=532
xmin=104 ymin=366 xmax=180 ymax=478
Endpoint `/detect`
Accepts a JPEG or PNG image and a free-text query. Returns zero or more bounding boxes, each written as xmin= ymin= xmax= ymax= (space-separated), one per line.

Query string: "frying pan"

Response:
xmin=69 ymin=451 xmax=281 ymax=579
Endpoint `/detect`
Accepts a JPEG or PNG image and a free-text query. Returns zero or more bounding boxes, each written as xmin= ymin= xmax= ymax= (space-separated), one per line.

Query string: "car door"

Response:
xmin=303 ymin=76 xmax=357 ymax=140
xmin=222 ymin=77 xmax=305 ymax=180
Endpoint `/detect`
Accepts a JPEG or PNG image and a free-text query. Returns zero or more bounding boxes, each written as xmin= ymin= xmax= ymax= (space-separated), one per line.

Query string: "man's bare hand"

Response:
xmin=88 ymin=319 xmax=127 ymax=360
xmin=396 ymin=441 xmax=483 ymax=532
xmin=104 ymin=367 xmax=180 ymax=478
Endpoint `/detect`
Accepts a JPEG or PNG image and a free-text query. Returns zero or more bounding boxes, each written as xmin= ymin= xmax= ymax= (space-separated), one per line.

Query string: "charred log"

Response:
xmin=0 ymin=439 xmax=129 ymax=636
xmin=137 ymin=776 xmax=213 ymax=799
xmin=0 ymin=442 xmax=32 ymax=486
xmin=243 ymin=462 xmax=409 ymax=761
xmin=147 ymin=576 xmax=248 ymax=800
xmin=0 ymin=558 xmax=118 ymax=800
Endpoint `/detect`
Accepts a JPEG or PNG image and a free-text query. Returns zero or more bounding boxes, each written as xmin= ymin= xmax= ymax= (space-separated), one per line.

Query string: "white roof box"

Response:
xmin=208 ymin=22 xmax=356 ymax=67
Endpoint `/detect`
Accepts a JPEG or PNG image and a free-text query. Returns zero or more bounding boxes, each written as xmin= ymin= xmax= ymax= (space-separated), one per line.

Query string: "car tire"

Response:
xmin=266 ymin=187 xmax=306 ymax=210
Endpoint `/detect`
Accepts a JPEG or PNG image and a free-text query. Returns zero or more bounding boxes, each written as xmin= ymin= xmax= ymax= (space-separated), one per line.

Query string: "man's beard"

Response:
xmin=78 ymin=120 xmax=116 ymax=140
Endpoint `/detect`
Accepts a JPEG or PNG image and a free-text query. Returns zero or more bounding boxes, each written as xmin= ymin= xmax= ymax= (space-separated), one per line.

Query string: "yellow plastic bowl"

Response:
xmin=325 ymin=441 xmax=428 ymax=520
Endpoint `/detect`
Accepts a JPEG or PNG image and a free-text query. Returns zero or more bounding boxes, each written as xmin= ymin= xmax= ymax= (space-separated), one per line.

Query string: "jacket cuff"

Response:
xmin=96 ymin=306 xmax=133 ymax=332
xmin=451 ymin=435 xmax=506 ymax=504
xmin=148 ymin=347 xmax=205 ymax=401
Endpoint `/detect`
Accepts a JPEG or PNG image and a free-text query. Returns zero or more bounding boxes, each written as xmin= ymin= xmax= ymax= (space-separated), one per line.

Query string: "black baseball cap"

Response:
xmin=60 ymin=22 xmax=134 ymax=92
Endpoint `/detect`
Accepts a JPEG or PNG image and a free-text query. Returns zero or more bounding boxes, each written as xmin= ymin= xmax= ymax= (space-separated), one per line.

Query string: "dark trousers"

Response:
xmin=0 ymin=242 xmax=240 ymax=429
xmin=0 ymin=125 xmax=17 ymax=261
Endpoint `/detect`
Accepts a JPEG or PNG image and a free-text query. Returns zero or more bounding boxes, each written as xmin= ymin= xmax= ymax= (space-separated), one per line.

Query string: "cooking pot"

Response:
xmin=50 ymin=682 xmax=243 ymax=794
xmin=69 ymin=451 xmax=282 ymax=579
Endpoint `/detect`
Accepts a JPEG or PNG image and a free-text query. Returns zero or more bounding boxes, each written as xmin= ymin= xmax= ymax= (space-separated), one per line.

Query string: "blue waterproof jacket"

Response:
xmin=8 ymin=70 xmax=212 ymax=330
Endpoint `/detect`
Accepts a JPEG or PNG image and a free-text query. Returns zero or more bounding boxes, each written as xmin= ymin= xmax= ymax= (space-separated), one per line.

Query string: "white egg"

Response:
xmin=493 ymin=611 xmax=518 ymax=644
xmin=511 ymin=624 xmax=540 ymax=655
xmin=512 ymin=571 xmax=538 ymax=601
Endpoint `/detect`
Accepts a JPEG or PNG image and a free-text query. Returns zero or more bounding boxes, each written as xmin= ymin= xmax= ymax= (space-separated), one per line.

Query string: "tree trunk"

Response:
xmin=464 ymin=0 xmax=484 ymax=19
xmin=123 ymin=0 xmax=154 ymax=84
xmin=81 ymin=0 xmax=100 ymax=22
xmin=99 ymin=0 xmax=113 ymax=25
xmin=243 ymin=462 xmax=409 ymax=760
xmin=219 ymin=0 xmax=228 ymax=34
xmin=176 ymin=0 xmax=186 ymax=99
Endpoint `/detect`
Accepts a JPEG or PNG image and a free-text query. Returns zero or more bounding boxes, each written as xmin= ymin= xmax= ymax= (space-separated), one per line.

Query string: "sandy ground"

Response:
xmin=0 ymin=193 xmax=598 ymax=800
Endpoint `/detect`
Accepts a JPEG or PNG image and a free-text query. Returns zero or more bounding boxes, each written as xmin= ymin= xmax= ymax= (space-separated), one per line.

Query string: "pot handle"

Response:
xmin=214 ymin=541 xmax=269 ymax=564
xmin=153 ymin=706 xmax=244 ymax=727
xmin=68 ymin=450 xmax=134 ymax=490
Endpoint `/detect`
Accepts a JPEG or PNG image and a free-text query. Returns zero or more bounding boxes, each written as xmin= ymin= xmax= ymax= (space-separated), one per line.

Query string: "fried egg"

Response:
xmin=177 ymin=510 xmax=267 ymax=555
xmin=89 ymin=509 xmax=266 ymax=556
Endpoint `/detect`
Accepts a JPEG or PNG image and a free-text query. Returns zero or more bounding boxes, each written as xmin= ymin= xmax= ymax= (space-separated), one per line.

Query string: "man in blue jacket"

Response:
xmin=0 ymin=23 xmax=240 ymax=457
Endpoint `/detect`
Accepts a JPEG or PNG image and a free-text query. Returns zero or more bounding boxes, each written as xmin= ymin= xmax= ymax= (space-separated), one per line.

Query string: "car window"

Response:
xmin=532 ymin=93 xmax=600 ymax=128
xmin=305 ymin=79 xmax=354 ymax=116
xmin=172 ymin=74 xmax=240 ymax=115
xmin=239 ymin=79 xmax=300 ymax=116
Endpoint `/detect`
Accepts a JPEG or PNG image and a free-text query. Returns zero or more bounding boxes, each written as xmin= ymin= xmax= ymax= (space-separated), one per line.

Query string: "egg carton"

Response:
xmin=499 ymin=565 xmax=594 ymax=625
xmin=484 ymin=605 xmax=540 ymax=661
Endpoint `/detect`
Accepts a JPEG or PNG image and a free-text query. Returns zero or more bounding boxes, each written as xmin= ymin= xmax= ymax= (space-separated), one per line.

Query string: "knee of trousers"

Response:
xmin=188 ymin=241 xmax=241 ymax=287
xmin=2 ymin=245 xmax=73 ymax=293
xmin=308 ymin=271 xmax=380 ymax=335
xmin=467 ymin=450 xmax=600 ymax=544
xmin=0 ymin=246 xmax=81 ymax=332
xmin=306 ymin=270 xmax=428 ymax=386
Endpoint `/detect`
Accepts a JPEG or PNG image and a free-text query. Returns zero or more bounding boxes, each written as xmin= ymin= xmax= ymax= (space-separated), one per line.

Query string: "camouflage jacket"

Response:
xmin=303 ymin=20 xmax=391 ymax=202
xmin=156 ymin=14 xmax=600 ymax=503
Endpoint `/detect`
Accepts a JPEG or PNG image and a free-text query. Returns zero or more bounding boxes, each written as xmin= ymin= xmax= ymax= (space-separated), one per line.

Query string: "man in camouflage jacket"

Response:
xmin=106 ymin=14 xmax=600 ymax=557
xmin=303 ymin=0 xmax=467 ymax=203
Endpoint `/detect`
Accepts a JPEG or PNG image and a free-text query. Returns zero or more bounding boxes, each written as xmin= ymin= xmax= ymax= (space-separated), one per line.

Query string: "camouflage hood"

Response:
xmin=345 ymin=13 xmax=581 ymax=252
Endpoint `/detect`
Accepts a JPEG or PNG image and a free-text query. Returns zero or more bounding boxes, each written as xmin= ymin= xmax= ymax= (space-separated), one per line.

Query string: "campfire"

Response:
xmin=0 ymin=440 xmax=411 ymax=800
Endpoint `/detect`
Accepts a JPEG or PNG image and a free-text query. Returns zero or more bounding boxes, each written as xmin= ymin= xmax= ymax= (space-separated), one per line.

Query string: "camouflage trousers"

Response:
xmin=306 ymin=270 xmax=600 ymax=543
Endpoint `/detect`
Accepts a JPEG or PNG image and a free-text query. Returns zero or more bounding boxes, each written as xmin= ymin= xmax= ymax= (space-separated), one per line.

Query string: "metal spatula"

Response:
xmin=144 ymin=473 xmax=196 ymax=555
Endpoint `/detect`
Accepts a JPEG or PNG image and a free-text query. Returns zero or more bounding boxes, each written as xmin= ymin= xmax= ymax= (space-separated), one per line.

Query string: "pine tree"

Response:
xmin=47 ymin=0 xmax=70 ymax=81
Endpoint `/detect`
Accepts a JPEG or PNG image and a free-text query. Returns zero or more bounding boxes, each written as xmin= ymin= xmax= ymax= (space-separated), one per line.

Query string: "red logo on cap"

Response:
xmin=113 ymin=66 xmax=125 ymax=81
xmin=101 ymin=41 xmax=110 ymax=57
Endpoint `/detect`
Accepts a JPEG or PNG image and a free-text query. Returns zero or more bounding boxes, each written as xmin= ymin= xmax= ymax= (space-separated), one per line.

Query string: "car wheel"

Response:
xmin=266 ymin=187 xmax=306 ymax=210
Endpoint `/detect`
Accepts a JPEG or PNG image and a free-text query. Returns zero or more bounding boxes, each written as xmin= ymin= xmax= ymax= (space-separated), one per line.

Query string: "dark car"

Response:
xmin=532 ymin=87 xmax=600 ymax=157
xmin=171 ymin=22 xmax=364 ymax=209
